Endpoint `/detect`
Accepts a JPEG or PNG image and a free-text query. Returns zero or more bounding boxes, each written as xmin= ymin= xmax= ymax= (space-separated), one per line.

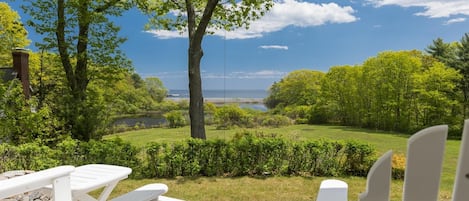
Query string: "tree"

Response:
xmin=361 ymin=51 xmax=422 ymax=131
xmin=456 ymin=33 xmax=469 ymax=118
xmin=22 ymin=0 xmax=132 ymax=141
xmin=145 ymin=77 xmax=167 ymax=102
xmin=0 ymin=2 xmax=30 ymax=66
xmin=139 ymin=0 xmax=273 ymax=139
xmin=425 ymin=38 xmax=456 ymax=66
xmin=412 ymin=62 xmax=461 ymax=128
xmin=264 ymin=70 xmax=325 ymax=109
xmin=321 ymin=66 xmax=361 ymax=125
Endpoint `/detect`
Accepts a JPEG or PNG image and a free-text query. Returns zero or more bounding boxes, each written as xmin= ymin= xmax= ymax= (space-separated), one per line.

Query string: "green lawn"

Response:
xmin=105 ymin=124 xmax=461 ymax=201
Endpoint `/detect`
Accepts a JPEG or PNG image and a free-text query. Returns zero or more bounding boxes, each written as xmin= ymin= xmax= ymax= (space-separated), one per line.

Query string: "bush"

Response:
xmin=392 ymin=154 xmax=406 ymax=180
xmin=164 ymin=110 xmax=187 ymax=128
xmin=0 ymin=138 xmax=141 ymax=177
xmin=142 ymin=131 xmax=376 ymax=178
xmin=0 ymin=142 xmax=59 ymax=172
xmin=214 ymin=105 xmax=254 ymax=129
xmin=0 ymin=133 xmax=375 ymax=179
xmin=0 ymin=83 xmax=69 ymax=146
xmin=284 ymin=105 xmax=311 ymax=121
xmin=260 ymin=115 xmax=292 ymax=127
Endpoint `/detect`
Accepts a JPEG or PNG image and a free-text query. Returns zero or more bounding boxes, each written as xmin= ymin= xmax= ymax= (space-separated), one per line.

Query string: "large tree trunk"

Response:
xmin=185 ymin=0 xmax=218 ymax=139
xmin=188 ymin=44 xmax=206 ymax=139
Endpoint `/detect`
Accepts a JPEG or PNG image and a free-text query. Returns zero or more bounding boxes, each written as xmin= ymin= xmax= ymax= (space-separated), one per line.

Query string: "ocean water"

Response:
xmin=168 ymin=89 xmax=269 ymax=111
xmin=168 ymin=89 xmax=268 ymax=99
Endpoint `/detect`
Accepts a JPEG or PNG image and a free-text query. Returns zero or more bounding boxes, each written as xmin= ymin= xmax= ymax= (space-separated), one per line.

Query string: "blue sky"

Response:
xmin=8 ymin=0 xmax=469 ymax=90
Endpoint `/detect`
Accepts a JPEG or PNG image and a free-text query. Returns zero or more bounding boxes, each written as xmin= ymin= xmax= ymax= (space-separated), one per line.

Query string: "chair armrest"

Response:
xmin=0 ymin=165 xmax=75 ymax=200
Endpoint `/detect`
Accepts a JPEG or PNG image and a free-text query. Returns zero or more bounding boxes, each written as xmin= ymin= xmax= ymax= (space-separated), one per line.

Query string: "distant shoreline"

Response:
xmin=167 ymin=97 xmax=264 ymax=104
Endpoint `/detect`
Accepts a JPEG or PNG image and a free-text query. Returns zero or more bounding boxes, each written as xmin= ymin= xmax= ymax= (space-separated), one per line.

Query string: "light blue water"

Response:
xmin=168 ymin=89 xmax=268 ymax=99
xmin=169 ymin=89 xmax=269 ymax=111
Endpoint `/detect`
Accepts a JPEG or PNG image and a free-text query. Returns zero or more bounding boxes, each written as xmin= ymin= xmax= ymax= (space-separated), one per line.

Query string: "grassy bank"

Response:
xmin=105 ymin=124 xmax=460 ymax=201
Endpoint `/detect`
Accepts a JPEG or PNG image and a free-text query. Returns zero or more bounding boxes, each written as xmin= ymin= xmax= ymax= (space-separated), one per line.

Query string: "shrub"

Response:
xmin=343 ymin=141 xmax=375 ymax=176
xmin=284 ymin=105 xmax=311 ymax=121
xmin=392 ymin=154 xmax=406 ymax=180
xmin=142 ymin=131 xmax=376 ymax=178
xmin=164 ymin=110 xmax=187 ymax=128
xmin=260 ymin=115 xmax=292 ymax=127
xmin=0 ymin=133 xmax=375 ymax=179
xmin=0 ymin=142 xmax=58 ymax=172
xmin=214 ymin=105 xmax=254 ymax=129
xmin=0 ymin=83 xmax=69 ymax=146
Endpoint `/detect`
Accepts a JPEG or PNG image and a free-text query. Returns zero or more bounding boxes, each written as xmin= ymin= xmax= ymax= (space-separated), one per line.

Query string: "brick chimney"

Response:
xmin=12 ymin=49 xmax=30 ymax=98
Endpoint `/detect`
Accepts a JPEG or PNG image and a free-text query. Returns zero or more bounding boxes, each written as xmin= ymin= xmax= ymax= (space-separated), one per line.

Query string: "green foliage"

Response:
xmin=0 ymin=2 xmax=30 ymax=66
xmin=164 ymin=110 xmax=187 ymax=128
xmin=259 ymin=115 xmax=292 ymax=128
xmin=0 ymin=142 xmax=58 ymax=172
xmin=21 ymin=0 xmax=132 ymax=141
xmin=214 ymin=105 xmax=254 ymax=129
xmin=139 ymin=0 xmax=274 ymax=35
xmin=0 ymin=82 xmax=69 ymax=146
xmin=0 ymin=138 xmax=141 ymax=176
xmin=142 ymin=131 xmax=376 ymax=178
xmin=285 ymin=50 xmax=463 ymax=135
xmin=145 ymin=77 xmax=167 ymax=102
xmin=265 ymin=70 xmax=325 ymax=109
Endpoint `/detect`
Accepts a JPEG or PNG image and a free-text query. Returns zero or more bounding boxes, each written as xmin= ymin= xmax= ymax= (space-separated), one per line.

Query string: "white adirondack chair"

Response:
xmin=0 ymin=165 xmax=75 ymax=201
xmin=316 ymin=123 xmax=468 ymax=201
xmin=0 ymin=165 xmax=184 ymax=201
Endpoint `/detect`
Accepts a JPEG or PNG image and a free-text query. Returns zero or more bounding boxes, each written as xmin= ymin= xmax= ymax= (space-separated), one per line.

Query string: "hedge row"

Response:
xmin=0 ymin=138 xmax=140 ymax=173
xmin=142 ymin=132 xmax=376 ymax=178
xmin=0 ymin=133 xmax=377 ymax=179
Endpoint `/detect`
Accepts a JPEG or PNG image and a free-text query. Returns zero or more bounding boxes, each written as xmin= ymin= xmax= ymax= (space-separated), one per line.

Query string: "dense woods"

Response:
xmin=266 ymin=41 xmax=469 ymax=137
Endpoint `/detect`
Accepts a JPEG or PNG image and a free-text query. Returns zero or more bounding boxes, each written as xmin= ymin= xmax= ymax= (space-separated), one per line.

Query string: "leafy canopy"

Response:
xmin=0 ymin=2 xmax=30 ymax=66
xmin=138 ymin=0 xmax=273 ymax=34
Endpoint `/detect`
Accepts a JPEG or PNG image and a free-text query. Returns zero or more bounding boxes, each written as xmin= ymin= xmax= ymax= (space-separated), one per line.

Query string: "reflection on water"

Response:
xmin=239 ymin=103 xmax=268 ymax=111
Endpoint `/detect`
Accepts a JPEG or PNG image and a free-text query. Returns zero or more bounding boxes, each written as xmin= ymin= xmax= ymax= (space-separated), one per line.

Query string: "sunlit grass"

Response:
xmin=105 ymin=124 xmax=461 ymax=201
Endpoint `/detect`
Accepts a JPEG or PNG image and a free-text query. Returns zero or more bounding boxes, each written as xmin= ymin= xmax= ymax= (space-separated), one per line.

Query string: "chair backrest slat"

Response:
xmin=359 ymin=150 xmax=392 ymax=201
xmin=452 ymin=120 xmax=469 ymax=201
xmin=403 ymin=125 xmax=447 ymax=201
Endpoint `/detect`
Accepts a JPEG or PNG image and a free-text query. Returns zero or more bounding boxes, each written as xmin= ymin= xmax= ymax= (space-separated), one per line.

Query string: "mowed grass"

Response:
xmin=105 ymin=124 xmax=461 ymax=201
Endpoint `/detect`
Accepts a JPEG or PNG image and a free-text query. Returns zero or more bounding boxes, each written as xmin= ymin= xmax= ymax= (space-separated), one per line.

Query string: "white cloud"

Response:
xmin=444 ymin=17 xmax=466 ymax=25
xmin=146 ymin=30 xmax=187 ymax=39
xmin=367 ymin=0 xmax=469 ymax=18
xmin=146 ymin=0 xmax=358 ymax=40
xmin=259 ymin=45 xmax=289 ymax=50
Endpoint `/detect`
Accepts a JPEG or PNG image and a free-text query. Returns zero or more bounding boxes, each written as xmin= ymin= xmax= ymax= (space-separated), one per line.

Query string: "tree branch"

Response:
xmin=56 ymin=0 xmax=76 ymax=92
xmin=193 ymin=0 xmax=219 ymax=44
xmin=185 ymin=0 xmax=196 ymax=38
xmin=94 ymin=0 xmax=121 ymax=13
xmin=169 ymin=0 xmax=185 ymax=11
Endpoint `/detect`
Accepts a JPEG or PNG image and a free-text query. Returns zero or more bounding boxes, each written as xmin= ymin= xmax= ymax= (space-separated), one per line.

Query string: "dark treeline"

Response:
xmin=266 ymin=34 xmax=469 ymax=137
